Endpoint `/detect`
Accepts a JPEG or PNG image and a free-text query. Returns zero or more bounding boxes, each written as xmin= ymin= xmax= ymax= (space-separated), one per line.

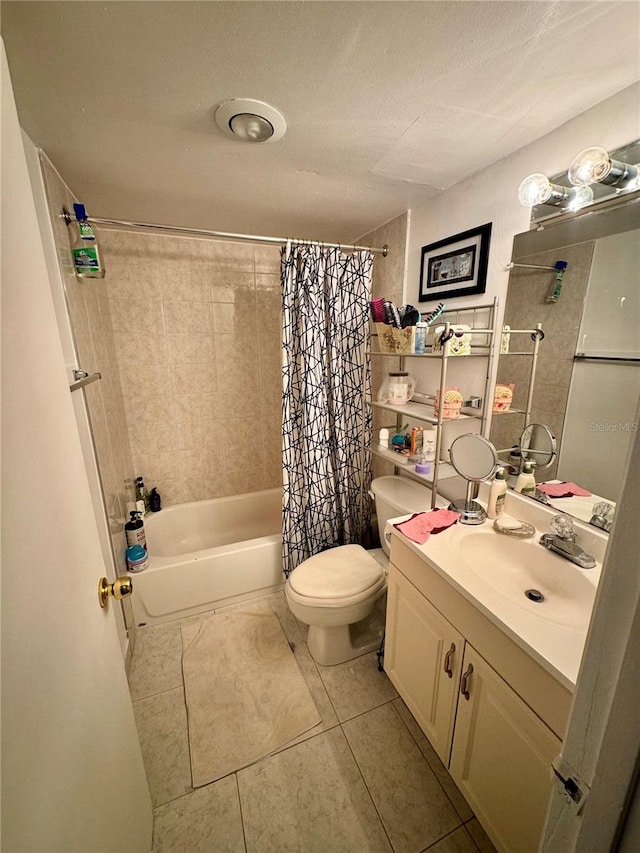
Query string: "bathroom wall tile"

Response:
xmin=152 ymin=777 xmax=245 ymax=853
xmin=109 ymin=297 xmax=164 ymax=335
xmin=465 ymin=818 xmax=498 ymax=853
xmin=153 ymin=477 xmax=188 ymax=508
xmin=255 ymin=272 xmax=280 ymax=291
xmin=175 ymin=420 xmax=224 ymax=457
xmin=113 ymin=331 xmax=170 ymax=367
xmin=170 ymin=364 xmax=218 ymax=396
xmin=105 ymin=261 xmax=160 ymax=300
xmin=237 ymin=727 xmax=392 ymax=853
xmin=343 ymin=703 xmax=460 ymax=852
xmin=167 ymin=333 xmax=213 ymax=365
xmin=256 ymin=290 xmax=281 ymax=328
xmin=133 ymin=687 xmax=192 ymax=807
xmin=163 ymin=301 xmax=213 ymax=335
xmin=159 ymin=268 xmax=211 ymax=303
xmin=173 ymin=393 xmax=216 ymax=424
xmin=129 ymin=422 xmax=178 ymax=456
xmin=316 ymin=651 xmax=397 ymax=722
xmin=208 ymin=240 xmax=255 ymax=272
xmin=133 ymin=451 xmax=181 ymax=483
xmin=254 ymin=245 xmax=281 ymax=274
xmin=224 ymin=468 xmax=267 ymax=496
xmin=217 ymin=364 xmax=260 ymax=398
xmin=128 ymin=622 xmax=185 ymax=701
xmin=212 ymin=302 xmax=258 ymax=335
xmin=210 ymin=271 xmax=256 ymax=303
xmin=120 ymin=363 xmax=172 ymax=399
xmin=124 ymin=395 xmax=175 ymax=429
xmin=392 ymin=699 xmax=473 ymax=823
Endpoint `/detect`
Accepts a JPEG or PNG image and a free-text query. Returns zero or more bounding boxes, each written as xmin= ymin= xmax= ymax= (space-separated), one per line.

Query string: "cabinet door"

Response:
xmin=450 ymin=645 xmax=561 ymax=853
xmin=385 ymin=565 xmax=464 ymax=764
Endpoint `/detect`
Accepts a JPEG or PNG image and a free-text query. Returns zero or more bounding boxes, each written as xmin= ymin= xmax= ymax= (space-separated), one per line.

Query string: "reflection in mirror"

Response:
xmin=490 ymin=193 xmax=640 ymax=531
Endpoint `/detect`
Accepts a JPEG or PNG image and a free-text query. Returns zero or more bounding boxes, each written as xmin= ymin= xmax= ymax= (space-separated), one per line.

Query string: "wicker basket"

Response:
xmin=375 ymin=323 xmax=415 ymax=354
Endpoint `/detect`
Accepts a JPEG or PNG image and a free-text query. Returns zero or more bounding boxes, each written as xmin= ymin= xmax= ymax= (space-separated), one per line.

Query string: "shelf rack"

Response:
xmin=369 ymin=299 xmax=499 ymax=508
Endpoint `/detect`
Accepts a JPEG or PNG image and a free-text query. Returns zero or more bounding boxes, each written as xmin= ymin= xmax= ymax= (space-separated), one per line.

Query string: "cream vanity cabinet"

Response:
xmin=385 ymin=535 xmax=572 ymax=853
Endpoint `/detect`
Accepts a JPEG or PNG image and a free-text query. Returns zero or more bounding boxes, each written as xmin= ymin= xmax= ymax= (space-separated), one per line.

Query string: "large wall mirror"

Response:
xmin=490 ymin=192 xmax=640 ymax=528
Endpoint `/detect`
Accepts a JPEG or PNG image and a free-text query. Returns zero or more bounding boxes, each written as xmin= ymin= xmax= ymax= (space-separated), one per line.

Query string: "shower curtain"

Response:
xmin=281 ymin=242 xmax=373 ymax=577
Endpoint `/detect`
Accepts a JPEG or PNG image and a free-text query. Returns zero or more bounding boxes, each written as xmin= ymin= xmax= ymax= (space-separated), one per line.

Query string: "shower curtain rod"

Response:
xmin=60 ymin=209 xmax=389 ymax=256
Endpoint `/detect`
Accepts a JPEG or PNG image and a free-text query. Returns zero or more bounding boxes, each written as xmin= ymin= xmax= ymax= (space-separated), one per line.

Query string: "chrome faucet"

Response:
xmin=540 ymin=515 xmax=596 ymax=569
xmin=589 ymin=501 xmax=615 ymax=533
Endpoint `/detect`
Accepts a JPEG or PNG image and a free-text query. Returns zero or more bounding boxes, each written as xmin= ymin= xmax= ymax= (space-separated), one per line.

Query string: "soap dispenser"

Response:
xmin=514 ymin=461 xmax=536 ymax=496
xmin=487 ymin=467 xmax=507 ymax=519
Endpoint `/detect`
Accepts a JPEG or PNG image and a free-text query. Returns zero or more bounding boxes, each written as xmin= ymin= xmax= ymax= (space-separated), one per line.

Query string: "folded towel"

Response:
xmin=537 ymin=481 xmax=592 ymax=498
xmin=393 ymin=509 xmax=461 ymax=545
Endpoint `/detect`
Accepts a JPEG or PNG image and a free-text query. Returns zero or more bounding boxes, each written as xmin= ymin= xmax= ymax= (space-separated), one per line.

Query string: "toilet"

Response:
xmin=285 ymin=476 xmax=433 ymax=666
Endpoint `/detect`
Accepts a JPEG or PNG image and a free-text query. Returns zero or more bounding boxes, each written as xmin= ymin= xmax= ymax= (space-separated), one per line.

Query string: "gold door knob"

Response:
xmin=98 ymin=576 xmax=133 ymax=609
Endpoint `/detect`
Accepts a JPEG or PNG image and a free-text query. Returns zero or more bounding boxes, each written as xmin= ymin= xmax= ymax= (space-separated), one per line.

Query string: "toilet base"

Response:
xmin=306 ymin=596 xmax=386 ymax=667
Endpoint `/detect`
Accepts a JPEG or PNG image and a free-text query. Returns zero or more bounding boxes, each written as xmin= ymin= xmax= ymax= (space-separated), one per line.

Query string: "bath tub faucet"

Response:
xmin=540 ymin=515 xmax=596 ymax=569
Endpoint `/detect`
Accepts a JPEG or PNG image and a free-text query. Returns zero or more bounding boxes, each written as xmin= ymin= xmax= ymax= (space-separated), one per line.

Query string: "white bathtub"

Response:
xmin=130 ymin=488 xmax=284 ymax=626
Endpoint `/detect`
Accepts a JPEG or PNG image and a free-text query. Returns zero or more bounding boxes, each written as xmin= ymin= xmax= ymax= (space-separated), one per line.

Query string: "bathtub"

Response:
xmin=130 ymin=488 xmax=284 ymax=626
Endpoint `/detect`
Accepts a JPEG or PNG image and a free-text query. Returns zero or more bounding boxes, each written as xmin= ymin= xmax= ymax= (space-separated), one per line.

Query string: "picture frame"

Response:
xmin=419 ymin=222 xmax=492 ymax=301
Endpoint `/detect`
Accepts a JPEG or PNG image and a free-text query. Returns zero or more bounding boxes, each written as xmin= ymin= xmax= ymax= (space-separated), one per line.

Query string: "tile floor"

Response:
xmin=128 ymin=590 xmax=497 ymax=853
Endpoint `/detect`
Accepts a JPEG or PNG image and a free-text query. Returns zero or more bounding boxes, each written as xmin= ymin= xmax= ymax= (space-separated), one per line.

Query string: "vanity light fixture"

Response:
xmin=568 ymin=146 xmax=640 ymax=189
xmin=214 ymin=99 xmax=287 ymax=143
xmin=517 ymin=173 xmax=593 ymax=210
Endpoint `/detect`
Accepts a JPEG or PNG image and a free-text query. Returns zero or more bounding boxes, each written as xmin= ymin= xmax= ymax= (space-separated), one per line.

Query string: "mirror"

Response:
xmin=449 ymin=433 xmax=499 ymax=525
xmin=490 ymin=192 xmax=640 ymax=529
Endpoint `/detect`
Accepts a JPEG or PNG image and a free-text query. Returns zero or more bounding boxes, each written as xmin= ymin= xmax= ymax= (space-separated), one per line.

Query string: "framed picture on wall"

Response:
xmin=419 ymin=222 xmax=492 ymax=301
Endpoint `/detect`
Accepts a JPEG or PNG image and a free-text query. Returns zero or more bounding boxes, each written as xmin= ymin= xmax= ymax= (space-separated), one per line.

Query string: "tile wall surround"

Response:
xmin=490 ymin=241 xmax=593 ymax=481
xmin=39 ymin=155 xmax=283 ymax=537
xmin=358 ymin=213 xmax=409 ymax=482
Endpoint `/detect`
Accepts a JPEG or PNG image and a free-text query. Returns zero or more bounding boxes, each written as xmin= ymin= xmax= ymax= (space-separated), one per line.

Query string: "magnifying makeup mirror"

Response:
xmin=448 ymin=433 xmax=499 ymax=524
xmin=519 ymin=423 xmax=557 ymax=472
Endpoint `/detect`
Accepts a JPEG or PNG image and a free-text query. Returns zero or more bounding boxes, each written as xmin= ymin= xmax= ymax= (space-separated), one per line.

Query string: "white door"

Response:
xmin=1 ymin=41 xmax=153 ymax=852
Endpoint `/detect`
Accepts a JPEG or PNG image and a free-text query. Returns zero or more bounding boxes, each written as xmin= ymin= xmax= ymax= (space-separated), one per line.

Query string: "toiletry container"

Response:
xmin=379 ymin=428 xmax=389 ymax=449
xmin=135 ymin=477 xmax=150 ymax=514
xmin=126 ymin=544 xmax=148 ymax=573
xmin=72 ymin=203 xmax=105 ymax=279
xmin=514 ymin=461 xmax=536 ymax=496
xmin=149 ymin=487 xmax=162 ymax=512
xmin=487 ymin=467 xmax=507 ymax=519
xmin=414 ymin=322 xmax=427 ymax=354
xmin=378 ymin=372 xmax=416 ymax=406
xmin=125 ymin=510 xmax=147 ymax=551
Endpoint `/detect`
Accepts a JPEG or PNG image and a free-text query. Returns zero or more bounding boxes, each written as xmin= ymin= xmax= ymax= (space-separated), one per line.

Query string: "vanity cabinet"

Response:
xmin=385 ymin=567 xmax=463 ymax=763
xmin=386 ymin=535 xmax=571 ymax=853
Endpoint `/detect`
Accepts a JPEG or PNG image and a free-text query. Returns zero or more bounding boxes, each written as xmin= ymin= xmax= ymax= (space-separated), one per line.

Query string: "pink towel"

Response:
xmin=537 ymin=481 xmax=592 ymax=498
xmin=393 ymin=509 xmax=461 ymax=545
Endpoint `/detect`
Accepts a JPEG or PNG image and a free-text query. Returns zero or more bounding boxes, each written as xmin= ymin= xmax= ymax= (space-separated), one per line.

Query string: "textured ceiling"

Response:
xmin=2 ymin=1 xmax=639 ymax=242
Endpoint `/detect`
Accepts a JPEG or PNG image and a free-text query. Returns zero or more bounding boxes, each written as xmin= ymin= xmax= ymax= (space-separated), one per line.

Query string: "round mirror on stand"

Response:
xmin=448 ymin=433 xmax=499 ymax=525
xmin=518 ymin=423 xmax=557 ymax=472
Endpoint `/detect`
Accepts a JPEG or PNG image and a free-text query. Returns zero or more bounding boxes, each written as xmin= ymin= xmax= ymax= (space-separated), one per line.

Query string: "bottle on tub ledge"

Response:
xmin=149 ymin=487 xmax=162 ymax=512
xmin=135 ymin=476 xmax=150 ymax=515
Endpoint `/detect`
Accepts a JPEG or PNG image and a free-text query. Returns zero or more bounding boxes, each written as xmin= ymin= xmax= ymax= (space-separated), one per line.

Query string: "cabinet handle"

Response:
xmin=443 ymin=642 xmax=456 ymax=678
xmin=460 ymin=663 xmax=474 ymax=700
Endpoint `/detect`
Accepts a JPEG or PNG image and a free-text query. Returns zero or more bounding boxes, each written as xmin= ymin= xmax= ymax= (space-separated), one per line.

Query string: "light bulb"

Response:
xmin=569 ymin=146 xmax=639 ymax=188
xmin=567 ymin=184 xmax=594 ymax=211
xmin=518 ymin=173 xmax=553 ymax=206
xmin=229 ymin=113 xmax=274 ymax=142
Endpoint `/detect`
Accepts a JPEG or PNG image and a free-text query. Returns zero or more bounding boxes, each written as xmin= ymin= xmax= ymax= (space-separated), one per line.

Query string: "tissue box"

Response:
xmin=375 ymin=324 xmax=415 ymax=354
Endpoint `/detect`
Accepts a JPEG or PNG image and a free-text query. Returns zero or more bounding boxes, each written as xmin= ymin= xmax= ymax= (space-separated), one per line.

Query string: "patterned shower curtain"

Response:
xmin=281 ymin=242 xmax=373 ymax=577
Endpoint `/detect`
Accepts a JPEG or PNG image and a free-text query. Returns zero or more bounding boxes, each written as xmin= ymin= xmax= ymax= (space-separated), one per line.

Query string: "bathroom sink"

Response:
xmin=449 ymin=528 xmax=597 ymax=629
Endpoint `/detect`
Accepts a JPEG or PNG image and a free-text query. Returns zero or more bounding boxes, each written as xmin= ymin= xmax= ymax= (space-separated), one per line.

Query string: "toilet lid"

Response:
xmin=289 ymin=545 xmax=384 ymax=600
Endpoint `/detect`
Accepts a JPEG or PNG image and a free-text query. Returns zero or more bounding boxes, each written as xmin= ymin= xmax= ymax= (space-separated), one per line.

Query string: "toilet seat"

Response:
xmin=287 ymin=544 xmax=385 ymax=608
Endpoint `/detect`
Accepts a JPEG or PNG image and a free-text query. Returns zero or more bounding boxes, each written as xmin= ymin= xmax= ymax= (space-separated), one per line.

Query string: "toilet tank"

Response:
xmin=370 ymin=476 xmax=433 ymax=556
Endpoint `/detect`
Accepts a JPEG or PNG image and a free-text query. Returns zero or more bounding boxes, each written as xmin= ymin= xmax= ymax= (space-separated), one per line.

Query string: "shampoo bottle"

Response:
xmin=72 ymin=203 xmax=105 ymax=279
xmin=514 ymin=461 xmax=536 ymax=496
xmin=487 ymin=467 xmax=507 ymax=519
xmin=125 ymin=510 xmax=147 ymax=551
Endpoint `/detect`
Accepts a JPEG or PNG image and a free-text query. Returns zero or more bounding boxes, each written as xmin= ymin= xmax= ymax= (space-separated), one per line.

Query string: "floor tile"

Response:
xmin=343 ymin=703 xmax=460 ymax=852
xmin=464 ymin=818 xmax=498 ymax=853
xmin=425 ymin=825 xmax=478 ymax=853
xmin=152 ymin=776 xmax=245 ymax=852
xmin=393 ymin=699 xmax=473 ymax=823
xmin=317 ymin=651 xmax=398 ymax=722
xmin=133 ymin=687 xmax=192 ymax=807
xmin=237 ymin=727 xmax=392 ymax=852
xmin=128 ymin=622 xmax=184 ymax=700
xmin=264 ymin=590 xmax=305 ymax=647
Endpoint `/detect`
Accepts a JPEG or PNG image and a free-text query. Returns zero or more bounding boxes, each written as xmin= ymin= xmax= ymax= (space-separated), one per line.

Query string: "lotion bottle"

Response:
xmin=514 ymin=461 xmax=536 ymax=496
xmin=487 ymin=467 xmax=507 ymax=519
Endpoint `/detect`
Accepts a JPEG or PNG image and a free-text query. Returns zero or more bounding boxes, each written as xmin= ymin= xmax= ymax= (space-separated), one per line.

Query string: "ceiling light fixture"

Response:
xmin=517 ymin=173 xmax=592 ymax=210
xmin=568 ymin=146 xmax=640 ymax=189
xmin=214 ymin=99 xmax=286 ymax=143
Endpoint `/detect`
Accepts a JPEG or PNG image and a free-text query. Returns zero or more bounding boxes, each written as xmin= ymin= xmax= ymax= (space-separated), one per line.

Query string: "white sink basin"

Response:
xmin=451 ymin=528 xmax=596 ymax=629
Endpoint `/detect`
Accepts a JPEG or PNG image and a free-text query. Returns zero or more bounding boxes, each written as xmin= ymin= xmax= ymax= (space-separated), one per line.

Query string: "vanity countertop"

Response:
xmin=388 ymin=490 xmax=608 ymax=691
